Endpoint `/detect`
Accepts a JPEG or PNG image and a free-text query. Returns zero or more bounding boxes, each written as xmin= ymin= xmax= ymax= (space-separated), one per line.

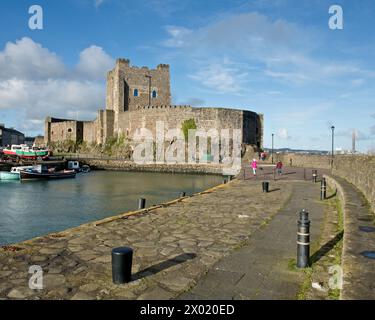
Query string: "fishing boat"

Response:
xmin=3 ymin=145 xmax=49 ymax=160
xmin=0 ymin=171 xmax=19 ymax=180
xmin=67 ymin=161 xmax=91 ymax=173
xmin=20 ymin=165 xmax=76 ymax=180
xmin=0 ymin=166 xmax=33 ymax=180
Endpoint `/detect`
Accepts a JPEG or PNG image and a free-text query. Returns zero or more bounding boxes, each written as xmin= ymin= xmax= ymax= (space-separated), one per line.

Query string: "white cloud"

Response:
xmin=0 ymin=38 xmax=114 ymax=134
xmin=189 ymin=61 xmax=248 ymax=94
xmin=76 ymin=45 xmax=114 ymax=80
xmin=277 ymin=128 xmax=290 ymax=140
xmin=162 ymin=12 xmax=372 ymax=86
xmin=0 ymin=37 xmax=65 ymax=80
xmin=0 ymin=79 xmax=103 ymax=120
xmin=163 ymin=26 xmax=192 ymax=48
xmin=94 ymin=0 xmax=106 ymax=8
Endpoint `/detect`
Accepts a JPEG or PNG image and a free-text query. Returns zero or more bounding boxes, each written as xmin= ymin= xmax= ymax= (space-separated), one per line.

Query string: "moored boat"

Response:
xmin=3 ymin=145 xmax=49 ymax=160
xmin=0 ymin=171 xmax=19 ymax=180
xmin=20 ymin=165 xmax=76 ymax=180
xmin=0 ymin=166 xmax=33 ymax=180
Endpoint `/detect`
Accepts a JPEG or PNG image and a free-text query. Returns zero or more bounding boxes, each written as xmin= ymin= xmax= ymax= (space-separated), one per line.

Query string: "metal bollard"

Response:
xmin=223 ymin=178 xmax=227 ymax=184
xmin=312 ymin=170 xmax=317 ymax=183
xmin=262 ymin=181 xmax=269 ymax=193
xmin=112 ymin=247 xmax=133 ymax=284
xmin=297 ymin=209 xmax=310 ymax=268
xmin=138 ymin=198 xmax=146 ymax=210
xmin=180 ymin=191 xmax=186 ymax=197
xmin=320 ymin=177 xmax=327 ymax=200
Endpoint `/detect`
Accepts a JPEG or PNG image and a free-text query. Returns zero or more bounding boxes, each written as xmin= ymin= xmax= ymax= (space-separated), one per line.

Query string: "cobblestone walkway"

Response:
xmin=179 ymin=181 xmax=325 ymax=300
xmin=0 ymin=179 xmax=293 ymax=300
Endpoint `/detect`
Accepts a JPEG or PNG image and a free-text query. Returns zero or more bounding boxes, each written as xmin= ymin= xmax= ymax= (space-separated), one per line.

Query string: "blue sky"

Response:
xmin=0 ymin=0 xmax=374 ymax=152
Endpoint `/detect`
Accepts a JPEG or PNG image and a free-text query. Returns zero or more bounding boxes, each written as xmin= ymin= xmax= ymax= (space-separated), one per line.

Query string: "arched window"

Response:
xmin=133 ymin=89 xmax=139 ymax=97
xmin=152 ymin=90 xmax=157 ymax=98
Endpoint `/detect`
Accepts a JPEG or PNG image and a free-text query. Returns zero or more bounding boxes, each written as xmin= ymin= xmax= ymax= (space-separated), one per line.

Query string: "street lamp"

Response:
xmin=145 ymin=74 xmax=152 ymax=106
xmin=271 ymin=133 xmax=274 ymax=164
xmin=331 ymin=126 xmax=335 ymax=169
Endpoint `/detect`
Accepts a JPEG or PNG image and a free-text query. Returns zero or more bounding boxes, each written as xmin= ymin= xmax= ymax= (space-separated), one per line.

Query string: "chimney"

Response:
xmin=352 ymin=130 xmax=356 ymax=154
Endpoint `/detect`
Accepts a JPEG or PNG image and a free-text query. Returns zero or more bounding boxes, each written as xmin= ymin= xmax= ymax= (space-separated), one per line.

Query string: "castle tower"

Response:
xmin=106 ymin=59 xmax=171 ymax=134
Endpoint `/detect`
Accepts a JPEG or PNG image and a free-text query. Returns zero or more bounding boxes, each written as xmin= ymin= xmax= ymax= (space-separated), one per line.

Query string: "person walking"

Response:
xmin=276 ymin=161 xmax=283 ymax=175
xmin=251 ymin=158 xmax=258 ymax=176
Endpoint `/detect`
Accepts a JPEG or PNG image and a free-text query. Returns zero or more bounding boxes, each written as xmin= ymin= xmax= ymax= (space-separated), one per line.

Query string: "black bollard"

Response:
xmin=320 ymin=177 xmax=327 ymax=200
xmin=138 ymin=198 xmax=146 ymax=210
xmin=297 ymin=209 xmax=310 ymax=268
xmin=112 ymin=247 xmax=133 ymax=284
xmin=262 ymin=181 xmax=269 ymax=193
xmin=180 ymin=191 xmax=186 ymax=197
xmin=312 ymin=170 xmax=317 ymax=183
xmin=223 ymin=178 xmax=227 ymax=184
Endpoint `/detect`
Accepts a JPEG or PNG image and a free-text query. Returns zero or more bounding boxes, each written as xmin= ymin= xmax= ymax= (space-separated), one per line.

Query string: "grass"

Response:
xmin=294 ymin=186 xmax=344 ymax=300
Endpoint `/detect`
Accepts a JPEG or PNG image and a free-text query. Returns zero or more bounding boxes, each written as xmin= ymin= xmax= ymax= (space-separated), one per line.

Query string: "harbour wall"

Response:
xmin=81 ymin=159 xmax=228 ymax=175
xmin=275 ymin=153 xmax=375 ymax=213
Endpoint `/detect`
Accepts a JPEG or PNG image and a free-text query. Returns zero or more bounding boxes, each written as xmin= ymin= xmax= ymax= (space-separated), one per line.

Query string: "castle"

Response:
xmin=45 ymin=59 xmax=263 ymax=149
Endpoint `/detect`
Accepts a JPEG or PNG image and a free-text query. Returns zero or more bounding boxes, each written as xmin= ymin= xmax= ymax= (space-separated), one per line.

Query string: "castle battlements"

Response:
xmin=45 ymin=59 xmax=263 ymax=149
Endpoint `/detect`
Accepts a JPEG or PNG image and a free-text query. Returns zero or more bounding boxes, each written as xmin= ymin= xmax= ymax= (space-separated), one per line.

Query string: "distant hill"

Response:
xmin=263 ymin=148 xmax=329 ymax=155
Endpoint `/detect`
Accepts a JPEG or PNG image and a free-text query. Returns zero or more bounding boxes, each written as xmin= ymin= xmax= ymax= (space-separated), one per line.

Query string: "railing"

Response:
xmin=55 ymin=153 xmax=131 ymax=161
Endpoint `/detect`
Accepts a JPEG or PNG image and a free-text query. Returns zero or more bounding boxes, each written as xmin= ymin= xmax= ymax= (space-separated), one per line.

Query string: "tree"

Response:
xmin=181 ymin=119 xmax=197 ymax=141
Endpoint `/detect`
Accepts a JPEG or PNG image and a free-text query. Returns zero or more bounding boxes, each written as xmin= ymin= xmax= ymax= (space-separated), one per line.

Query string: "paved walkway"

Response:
xmin=0 ymin=178 xmax=295 ymax=300
xmin=242 ymin=165 xmax=329 ymax=182
xmin=331 ymin=176 xmax=375 ymax=300
xmin=179 ymin=181 xmax=325 ymax=300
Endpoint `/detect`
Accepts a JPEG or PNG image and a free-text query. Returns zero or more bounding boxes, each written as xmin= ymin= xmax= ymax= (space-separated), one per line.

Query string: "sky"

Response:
xmin=0 ymin=0 xmax=374 ymax=152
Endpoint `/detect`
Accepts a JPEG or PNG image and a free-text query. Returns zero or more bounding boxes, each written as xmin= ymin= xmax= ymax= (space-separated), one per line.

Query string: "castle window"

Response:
xmin=152 ymin=90 xmax=157 ymax=98
xmin=133 ymin=89 xmax=139 ymax=97
xmin=68 ymin=128 xmax=72 ymax=133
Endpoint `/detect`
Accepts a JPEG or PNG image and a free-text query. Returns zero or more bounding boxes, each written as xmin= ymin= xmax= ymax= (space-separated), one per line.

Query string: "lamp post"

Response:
xmin=331 ymin=126 xmax=335 ymax=169
xmin=145 ymin=74 xmax=152 ymax=106
xmin=271 ymin=133 xmax=274 ymax=164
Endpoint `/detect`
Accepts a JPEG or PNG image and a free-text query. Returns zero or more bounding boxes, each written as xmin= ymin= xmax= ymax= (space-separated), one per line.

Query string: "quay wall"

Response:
xmin=275 ymin=153 xmax=375 ymax=213
xmin=82 ymin=159 xmax=227 ymax=175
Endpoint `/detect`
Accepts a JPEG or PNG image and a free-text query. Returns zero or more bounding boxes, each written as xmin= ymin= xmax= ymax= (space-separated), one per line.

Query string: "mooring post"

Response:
xmin=180 ymin=191 xmax=186 ymax=198
xmin=262 ymin=181 xmax=269 ymax=193
xmin=138 ymin=198 xmax=146 ymax=210
xmin=112 ymin=247 xmax=133 ymax=284
xmin=320 ymin=177 xmax=327 ymax=200
xmin=297 ymin=209 xmax=310 ymax=268
xmin=312 ymin=169 xmax=317 ymax=183
xmin=223 ymin=178 xmax=227 ymax=184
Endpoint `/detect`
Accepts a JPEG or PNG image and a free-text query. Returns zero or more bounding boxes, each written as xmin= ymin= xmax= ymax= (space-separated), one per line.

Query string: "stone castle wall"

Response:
xmin=45 ymin=58 xmax=263 ymax=148
xmin=49 ymin=120 xmax=83 ymax=143
xmin=275 ymin=153 xmax=375 ymax=213
xmin=116 ymin=106 xmax=260 ymax=144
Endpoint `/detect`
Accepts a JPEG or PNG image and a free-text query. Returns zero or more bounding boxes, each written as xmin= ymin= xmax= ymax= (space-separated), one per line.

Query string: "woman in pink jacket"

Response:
xmin=251 ymin=159 xmax=258 ymax=176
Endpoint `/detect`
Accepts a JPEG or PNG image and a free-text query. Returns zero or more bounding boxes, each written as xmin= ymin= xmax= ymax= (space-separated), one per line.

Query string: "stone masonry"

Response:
xmin=45 ymin=59 xmax=263 ymax=149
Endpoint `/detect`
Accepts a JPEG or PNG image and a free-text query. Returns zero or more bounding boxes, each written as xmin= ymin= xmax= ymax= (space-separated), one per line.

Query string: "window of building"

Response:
xmin=133 ymin=89 xmax=139 ymax=97
xmin=152 ymin=90 xmax=157 ymax=98
xmin=68 ymin=128 xmax=72 ymax=133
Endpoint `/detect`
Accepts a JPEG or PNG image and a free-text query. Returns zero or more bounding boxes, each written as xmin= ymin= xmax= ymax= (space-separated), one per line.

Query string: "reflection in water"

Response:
xmin=0 ymin=171 xmax=222 ymax=245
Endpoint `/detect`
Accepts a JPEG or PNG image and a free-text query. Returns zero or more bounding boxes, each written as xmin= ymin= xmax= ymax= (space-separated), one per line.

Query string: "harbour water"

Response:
xmin=0 ymin=171 xmax=222 ymax=245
